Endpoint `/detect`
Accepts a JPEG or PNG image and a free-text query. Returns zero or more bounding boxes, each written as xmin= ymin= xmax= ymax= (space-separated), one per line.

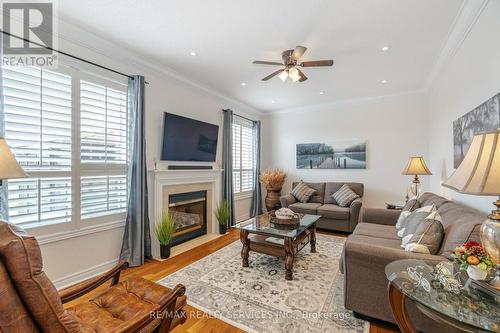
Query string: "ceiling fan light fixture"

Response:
xmin=288 ymin=67 xmax=300 ymax=83
xmin=278 ymin=70 xmax=288 ymax=82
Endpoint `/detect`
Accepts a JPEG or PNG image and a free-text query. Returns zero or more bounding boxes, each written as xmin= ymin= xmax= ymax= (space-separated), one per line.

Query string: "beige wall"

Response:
xmin=262 ymin=92 xmax=429 ymax=208
xmin=427 ymin=0 xmax=499 ymax=214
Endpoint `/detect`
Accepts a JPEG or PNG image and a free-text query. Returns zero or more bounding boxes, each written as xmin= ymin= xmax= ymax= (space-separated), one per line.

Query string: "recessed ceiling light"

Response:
xmin=381 ymin=45 xmax=391 ymax=52
xmin=189 ymin=51 xmax=197 ymax=56
xmin=271 ymin=100 xmax=275 ymax=103
xmin=319 ymin=91 xmax=325 ymax=95
xmin=240 ymin=82 xmax=247 ymax=86
xmin=381 ymin=79 xmax=388 ymax=84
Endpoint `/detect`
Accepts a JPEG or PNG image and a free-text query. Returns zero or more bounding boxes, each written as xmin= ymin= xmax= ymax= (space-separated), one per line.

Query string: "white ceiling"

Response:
xmin=58 ymin=0 xmax=463 ymax=112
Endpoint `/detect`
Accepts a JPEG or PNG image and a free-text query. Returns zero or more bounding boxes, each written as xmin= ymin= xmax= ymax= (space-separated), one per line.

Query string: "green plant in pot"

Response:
xmin=215 ymin=200 xmax=230 ymax=234
xmin=155 ymin=211 xmax=176 ymax=259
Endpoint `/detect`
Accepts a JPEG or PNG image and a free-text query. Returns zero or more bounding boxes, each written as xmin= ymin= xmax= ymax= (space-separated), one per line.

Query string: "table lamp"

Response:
xmin=442 ymin=130 xmax=499 ymax=290
xmin=402 ymin=156 xmax=432 ymax=198
xmin=0 ymin=137 xmax=27 ymax=186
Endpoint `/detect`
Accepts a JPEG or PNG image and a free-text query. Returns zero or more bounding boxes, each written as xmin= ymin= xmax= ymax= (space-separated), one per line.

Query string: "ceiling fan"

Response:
xmin=253 ymin=46 xmax=333 ymax=83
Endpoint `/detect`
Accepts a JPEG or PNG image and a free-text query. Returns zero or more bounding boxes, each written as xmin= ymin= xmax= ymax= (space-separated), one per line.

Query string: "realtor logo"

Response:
xmin=1 ymin=0 xmax=58 ymax=67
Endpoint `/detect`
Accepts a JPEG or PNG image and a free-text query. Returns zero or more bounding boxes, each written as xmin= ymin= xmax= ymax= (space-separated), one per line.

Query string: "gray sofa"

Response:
xmin=340 ymin=192 xmax=484 ymax=332
xmin=280 ymin=182 xmax=364 ymax=233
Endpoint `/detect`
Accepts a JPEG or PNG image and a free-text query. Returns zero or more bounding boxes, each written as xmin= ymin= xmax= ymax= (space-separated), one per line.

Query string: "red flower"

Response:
xmin=464 ymin=241 xmax=480 ymax=249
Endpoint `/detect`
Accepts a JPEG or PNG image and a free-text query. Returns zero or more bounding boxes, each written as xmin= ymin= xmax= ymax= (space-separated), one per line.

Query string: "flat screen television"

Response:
xmin=161 ymin=113 xmax=219 ymax=162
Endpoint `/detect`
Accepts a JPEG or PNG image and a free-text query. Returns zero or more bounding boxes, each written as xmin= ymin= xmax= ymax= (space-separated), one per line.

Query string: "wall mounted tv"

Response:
xmin=161 ymin=113 xmax=219 ymax=162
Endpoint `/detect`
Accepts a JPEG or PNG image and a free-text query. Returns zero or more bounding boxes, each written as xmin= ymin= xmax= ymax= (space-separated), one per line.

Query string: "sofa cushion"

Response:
xmin=292 ymin=182 xmax=325 ymax=203
xmin=396 ymin=197 xmax=421 ymax=230
xmin=418 ymin=192 xmax=451 ymax=208
xmin=324 ymin=182 xmax=364 ymax=204
xmin=289 ymin=202 xmax=322 ymax=215
xmin=400 ymin=205 xmax=435 ymax=242
xmin=353 ymin=223 xmax=400 ymax=240
xmin=331 ymin=184 xmax=360 ymax=207
xmin=317 ymin=204 xmax=350 ymax=220
xmin=291 ymin=181 xmax=317 ymax=203
xmin=437 ymin=202 xmax=484 ymax=256
xmin=404 ymin=210 xmax=444 ymax=255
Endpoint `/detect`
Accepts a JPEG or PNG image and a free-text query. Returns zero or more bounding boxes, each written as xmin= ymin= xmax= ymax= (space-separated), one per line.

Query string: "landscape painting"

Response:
xmin=296 ymin=141 xmax=366 ymax=169
xmin=453 ymin=92 xmax=500 ymax=168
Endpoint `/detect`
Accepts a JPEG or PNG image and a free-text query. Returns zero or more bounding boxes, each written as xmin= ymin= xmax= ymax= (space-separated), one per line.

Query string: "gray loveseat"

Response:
xmin=340 ymin=192 xmax=485 ymax=332
xmin=280 ymin=182 xmax=364 ymax=233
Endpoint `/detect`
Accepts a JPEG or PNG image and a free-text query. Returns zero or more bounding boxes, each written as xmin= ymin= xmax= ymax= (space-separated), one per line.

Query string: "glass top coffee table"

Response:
xmin=385 ymin=259 xmax=500 ymax=333
xmin=233 ymin=213 xmax=321 ymax=280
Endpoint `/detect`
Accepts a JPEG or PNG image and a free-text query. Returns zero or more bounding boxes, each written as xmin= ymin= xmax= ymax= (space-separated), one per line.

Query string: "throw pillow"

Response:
xmin=331 ymin=184 xmax=360 ymax=207
xmin=404 ymin=210 xmax=444 ymax=254
xmin=291 ymin=181 xmax=317 ymax=203
xmin=400 ymin=205 xmax=436 ymax=247
xmin=395 ymin=197 xmax=421 ymax=230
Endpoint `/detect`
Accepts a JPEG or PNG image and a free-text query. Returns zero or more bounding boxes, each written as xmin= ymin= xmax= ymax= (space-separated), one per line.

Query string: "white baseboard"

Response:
xmin=52 ymin=258 xmax=119 ymax=290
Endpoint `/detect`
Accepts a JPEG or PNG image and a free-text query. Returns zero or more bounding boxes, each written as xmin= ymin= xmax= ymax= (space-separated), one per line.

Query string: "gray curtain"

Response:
xmin=250 ymin=120 xmax=262 ymax=217
xmin=0 ymin=42 xmax=7 ymax=221
xmin=222 ymin=109 xmax=235 ymax=226
xmin=120 ymin=75 xmax=151 ymax=266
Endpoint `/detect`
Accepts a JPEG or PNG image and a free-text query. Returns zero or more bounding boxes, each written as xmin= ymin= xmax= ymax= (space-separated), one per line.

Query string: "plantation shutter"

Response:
xmin=3 ymin=66 xmax=72 ymax=225
xmin=80 ymin=80 xmax=128 ymax=219
xmin=231 ymin=116 xmax=254 ymax=194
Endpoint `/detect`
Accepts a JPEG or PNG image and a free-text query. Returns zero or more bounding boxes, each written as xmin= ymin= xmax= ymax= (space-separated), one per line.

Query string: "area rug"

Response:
xmin=159 ymin=234 xmax=369 ymax=333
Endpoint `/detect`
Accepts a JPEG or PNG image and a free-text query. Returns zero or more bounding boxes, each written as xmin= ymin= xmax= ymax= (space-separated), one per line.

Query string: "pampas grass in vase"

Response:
xmin=259 ymin=168 xmax=287 ymax=212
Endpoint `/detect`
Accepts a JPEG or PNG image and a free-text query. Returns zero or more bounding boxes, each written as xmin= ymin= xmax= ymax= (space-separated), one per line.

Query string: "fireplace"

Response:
xmin=168 ymin=190 xmax=207 ymax=246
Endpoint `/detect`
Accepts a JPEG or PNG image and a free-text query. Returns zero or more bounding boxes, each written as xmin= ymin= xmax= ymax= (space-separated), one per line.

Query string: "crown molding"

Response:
xmin=53 ymin=19 xmax=263 ymax=117
xmin=423 ymin=0 xmax=489 ymax=91
xmin=265 ymin=89 xmax=426 ymax=117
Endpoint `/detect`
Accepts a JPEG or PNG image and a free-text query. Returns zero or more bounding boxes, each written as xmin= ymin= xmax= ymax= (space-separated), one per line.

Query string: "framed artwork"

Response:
xmin=453 ymin=93 xmax=500 ymax=168
xmin=296 ymin=141 xmax=366 ymax=169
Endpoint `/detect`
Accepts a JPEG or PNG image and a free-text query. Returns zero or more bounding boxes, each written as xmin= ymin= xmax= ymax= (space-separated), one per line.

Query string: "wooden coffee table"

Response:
xmin=233 ymin=213 xmax=320 ymax=280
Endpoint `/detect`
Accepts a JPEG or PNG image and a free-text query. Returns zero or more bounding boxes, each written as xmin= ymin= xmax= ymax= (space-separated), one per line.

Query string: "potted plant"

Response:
xmin=259 ymin=168 xmax=287 ymax=212
xmin=155 ymin=211 xmax=176 ymax=259
xmin=215 ymin=200 xmax=230 ymax=234
xmin=452 ymin=241 xmax=495 ymax=280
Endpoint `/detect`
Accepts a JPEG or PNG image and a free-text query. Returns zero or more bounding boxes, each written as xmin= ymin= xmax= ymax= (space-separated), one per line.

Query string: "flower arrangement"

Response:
xmin=452 ymin=241 xmax=495 ymax=272
xmin=259 ymin=168 xmax=286 ymax=189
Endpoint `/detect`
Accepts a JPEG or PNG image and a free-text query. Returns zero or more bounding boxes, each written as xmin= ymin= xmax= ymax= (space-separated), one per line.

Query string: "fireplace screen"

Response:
xmin=168 ymin=190 xmax=207 ymax=246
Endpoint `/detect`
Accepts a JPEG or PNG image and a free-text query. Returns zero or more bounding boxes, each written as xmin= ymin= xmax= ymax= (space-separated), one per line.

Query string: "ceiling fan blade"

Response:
xmin=291 ymin=46 xmax=307 ymax=61
xmin=253 ymin=61 xmax=283 ymax=66
xmin=300 ymin=60 xmax=334 ymax=67
xmin=262 ymin=69 xmax=284 ymax=81
xmin=297 ymin=68 xmax=308 ymax=82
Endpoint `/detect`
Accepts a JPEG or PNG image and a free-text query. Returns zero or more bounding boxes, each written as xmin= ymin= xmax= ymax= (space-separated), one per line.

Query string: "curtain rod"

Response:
xmin=0 ymin=30 xmax=149 ymax=84
xmin=223 ymin=109 xmax=256 ymax=123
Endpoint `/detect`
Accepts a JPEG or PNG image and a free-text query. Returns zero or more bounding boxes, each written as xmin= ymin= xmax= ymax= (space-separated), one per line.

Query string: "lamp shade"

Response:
xmin=402 ymin=156 xmax=432 ymax=175
xmin=0 ymin=138 xmax=27 ymax=180
xmin=442 ymin=130 xmax=500 ymax=195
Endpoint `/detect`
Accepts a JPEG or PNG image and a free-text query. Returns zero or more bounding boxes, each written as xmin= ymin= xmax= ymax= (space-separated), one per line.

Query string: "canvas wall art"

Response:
xmin=296 ymin=141 xmax=366 ymax=169
xmin=453 ymin=92 xmax=500 ymax=168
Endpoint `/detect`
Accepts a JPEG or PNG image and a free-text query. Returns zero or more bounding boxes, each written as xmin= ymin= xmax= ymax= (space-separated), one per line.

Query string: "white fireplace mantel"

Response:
xmin=149 ymin=168 xmax=223 ymax=259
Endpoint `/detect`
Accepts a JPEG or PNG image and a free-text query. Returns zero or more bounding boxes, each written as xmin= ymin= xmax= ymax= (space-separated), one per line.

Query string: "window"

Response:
xmin=2 ymin=65 xmax=128 ymax=229
xmin=232 ymin=116 xmax=254 ymax=194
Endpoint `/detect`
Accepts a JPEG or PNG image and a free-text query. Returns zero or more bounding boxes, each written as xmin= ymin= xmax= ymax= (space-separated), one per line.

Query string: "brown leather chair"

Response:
xmin=0 ymin=220 xmax=187 ymax=333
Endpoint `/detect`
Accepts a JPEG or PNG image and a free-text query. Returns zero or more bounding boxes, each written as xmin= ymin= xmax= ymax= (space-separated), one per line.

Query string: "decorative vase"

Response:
xmin=219 ymin=223 xmax=227 ymax=234
xmin=466 ymin=265 xmax=488 ymax=281
xmin=160 ymin=244 xmax=171 ymax=259
xmin=265 ymin=186 xmax=282 ymax=212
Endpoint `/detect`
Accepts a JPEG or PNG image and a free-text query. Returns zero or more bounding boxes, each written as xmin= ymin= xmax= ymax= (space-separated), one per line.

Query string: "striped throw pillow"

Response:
xmin=332 ymin=184 xmax=360 ymax=207
xmin=291 ymin=181 xmax=317 ymax=203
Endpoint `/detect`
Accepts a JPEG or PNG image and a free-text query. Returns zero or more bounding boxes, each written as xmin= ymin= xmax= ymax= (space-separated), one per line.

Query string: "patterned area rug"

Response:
xmin=159 ymin=234 xmax=369 ymax=333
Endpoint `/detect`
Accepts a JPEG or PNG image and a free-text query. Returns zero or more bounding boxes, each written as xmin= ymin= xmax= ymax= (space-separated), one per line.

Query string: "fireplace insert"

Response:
xmin=168 ymin=190 xmax=207 ymax=246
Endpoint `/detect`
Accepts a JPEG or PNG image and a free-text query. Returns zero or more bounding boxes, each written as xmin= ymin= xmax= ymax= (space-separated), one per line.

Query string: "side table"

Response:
xmin=385 ymin=259 xmax=499 ymax=333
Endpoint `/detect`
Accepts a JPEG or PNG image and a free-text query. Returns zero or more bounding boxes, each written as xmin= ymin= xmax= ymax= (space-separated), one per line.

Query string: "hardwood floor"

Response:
xmin=67 ymin=228 xmax=399 ymax=333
